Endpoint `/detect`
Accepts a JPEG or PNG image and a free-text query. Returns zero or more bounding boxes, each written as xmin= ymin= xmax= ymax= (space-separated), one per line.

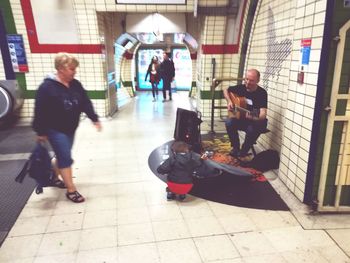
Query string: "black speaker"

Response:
xmin=174 ymin=108 xmax=202 ymax=153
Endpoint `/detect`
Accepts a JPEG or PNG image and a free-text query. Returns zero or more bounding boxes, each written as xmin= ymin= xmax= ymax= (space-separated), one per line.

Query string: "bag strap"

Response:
xmin=15 ymin=159 xmax=30 ymax=183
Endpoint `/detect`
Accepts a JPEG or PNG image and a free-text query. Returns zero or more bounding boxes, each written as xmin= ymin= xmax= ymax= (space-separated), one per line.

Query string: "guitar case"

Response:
xmin=240 ymin=149 xmax=280 ymax=172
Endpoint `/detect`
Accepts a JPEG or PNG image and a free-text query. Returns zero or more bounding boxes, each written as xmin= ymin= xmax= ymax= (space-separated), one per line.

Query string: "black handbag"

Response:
xmin=15 ymin=142 xmax=53 ymax=194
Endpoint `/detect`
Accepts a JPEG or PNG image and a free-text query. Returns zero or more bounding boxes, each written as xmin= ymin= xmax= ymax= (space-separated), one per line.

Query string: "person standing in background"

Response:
xmin=33 ymin=52 xmax=102 ymax=203
xmin=145 ymin=55 xmax=160 ymax=102
xmin=159 ymin=51 xmax=175 ymax=102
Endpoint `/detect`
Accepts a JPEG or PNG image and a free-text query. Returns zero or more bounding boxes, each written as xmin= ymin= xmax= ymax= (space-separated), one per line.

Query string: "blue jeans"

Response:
xmin=151 ymin=82 xmax=158 ymax=98
xmin=225 ymin=118 xmax=267 ymax=155
xmin=47 ymin=129 xmax=74 ymax=168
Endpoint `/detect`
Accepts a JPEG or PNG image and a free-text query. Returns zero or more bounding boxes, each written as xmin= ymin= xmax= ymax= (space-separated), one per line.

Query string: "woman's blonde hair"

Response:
xmin=54 ymin=52 xmax=79 ymax=70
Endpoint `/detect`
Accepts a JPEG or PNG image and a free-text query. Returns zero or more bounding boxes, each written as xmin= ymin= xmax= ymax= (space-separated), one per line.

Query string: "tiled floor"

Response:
xmin=0 ymin=91 xmax=349 ymax=262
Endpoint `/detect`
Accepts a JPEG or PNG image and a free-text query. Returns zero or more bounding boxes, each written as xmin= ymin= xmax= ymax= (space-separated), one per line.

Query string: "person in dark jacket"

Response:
xmin=159 ymin=51 xmax=175 ymax=102
xmin=157 ymin=141 xmax=202 ymax=201
xmin=33 ymin=52 xmax=101 ymax=203
xmin=145 ymin=55 xmax=160 ymax=101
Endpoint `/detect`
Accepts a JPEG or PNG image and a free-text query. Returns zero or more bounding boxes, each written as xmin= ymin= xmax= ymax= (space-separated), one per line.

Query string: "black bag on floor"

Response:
xmin=15 ymin=142 xmax=53 ymax=194
xmin=240 ymin=149 xmax=280 ymax=172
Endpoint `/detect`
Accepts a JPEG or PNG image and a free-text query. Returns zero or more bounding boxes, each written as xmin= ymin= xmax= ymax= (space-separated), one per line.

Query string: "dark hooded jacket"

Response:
xmin=32 ymin=74 xmax=98 ymax=136
xmin=157 ymin=152 xmax=202 ymax=184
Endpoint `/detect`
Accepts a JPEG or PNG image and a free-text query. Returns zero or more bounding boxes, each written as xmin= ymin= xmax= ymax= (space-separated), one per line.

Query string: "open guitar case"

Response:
xmin=173 ymin=108 xmax=203 ymax=153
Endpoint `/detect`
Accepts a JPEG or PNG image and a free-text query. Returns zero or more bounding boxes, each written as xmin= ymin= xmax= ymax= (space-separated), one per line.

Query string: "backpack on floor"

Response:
xmin=240 ymin=149 xmax=280 ymax=172
xmin=15 ymin=142 xmax=53 ymax=194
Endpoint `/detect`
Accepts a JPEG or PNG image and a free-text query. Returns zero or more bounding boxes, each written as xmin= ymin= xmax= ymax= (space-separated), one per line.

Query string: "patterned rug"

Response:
xmin=149 ymin=136 xmax=289 ymax=211
xmin=201 ymin=133 xmax=266 ymax=182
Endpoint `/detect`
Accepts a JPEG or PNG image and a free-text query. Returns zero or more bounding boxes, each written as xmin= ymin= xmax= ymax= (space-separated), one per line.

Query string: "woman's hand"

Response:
xmin=93 ymin=121 xmax=102 ymax=132
xmin=36 ymin=135 xmax=47 ymax=142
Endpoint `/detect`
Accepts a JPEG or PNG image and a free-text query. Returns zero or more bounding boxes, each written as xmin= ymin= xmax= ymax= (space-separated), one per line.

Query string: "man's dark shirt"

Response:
xmin=227 ymin=84 xmax=267 ymax=113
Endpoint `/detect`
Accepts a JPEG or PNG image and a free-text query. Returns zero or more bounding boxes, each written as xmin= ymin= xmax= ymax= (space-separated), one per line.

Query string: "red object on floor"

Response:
xmin=167 ymin=182 xmax=193 ymax=194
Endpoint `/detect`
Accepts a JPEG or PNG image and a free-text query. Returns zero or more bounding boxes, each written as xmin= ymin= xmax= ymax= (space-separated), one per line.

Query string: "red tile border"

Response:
xmin=20 ymin=0 xmax=102 ymax=54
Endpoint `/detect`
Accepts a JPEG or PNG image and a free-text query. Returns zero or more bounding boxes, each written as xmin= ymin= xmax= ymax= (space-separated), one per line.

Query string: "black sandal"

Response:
xmin=50 ymin=179 xmax=66 ymax=189
xmin=66 ymin=191 xmax=85 ymax=203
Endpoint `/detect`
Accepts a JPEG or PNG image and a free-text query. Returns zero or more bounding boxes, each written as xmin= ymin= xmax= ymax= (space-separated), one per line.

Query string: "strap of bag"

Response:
xmin=15 ymin=159 xmax=30 ymax=183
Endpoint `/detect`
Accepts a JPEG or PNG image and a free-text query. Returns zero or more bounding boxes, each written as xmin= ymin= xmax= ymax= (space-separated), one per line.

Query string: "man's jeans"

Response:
xmin=225 ymin=118 xmax=267 ymax=155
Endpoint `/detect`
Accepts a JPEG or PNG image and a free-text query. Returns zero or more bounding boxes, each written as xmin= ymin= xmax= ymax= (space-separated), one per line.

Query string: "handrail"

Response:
xmin=210 ymin=77 xmax=244 ymax=134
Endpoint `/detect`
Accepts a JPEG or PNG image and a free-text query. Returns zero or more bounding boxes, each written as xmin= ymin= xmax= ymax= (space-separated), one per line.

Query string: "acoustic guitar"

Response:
xmin=228 ymin=93 xmax=259 ymax=119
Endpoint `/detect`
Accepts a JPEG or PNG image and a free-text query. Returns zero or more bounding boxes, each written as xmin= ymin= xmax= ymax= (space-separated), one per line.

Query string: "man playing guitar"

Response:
xmin=223 ymin=69 xmax=268 ymax=159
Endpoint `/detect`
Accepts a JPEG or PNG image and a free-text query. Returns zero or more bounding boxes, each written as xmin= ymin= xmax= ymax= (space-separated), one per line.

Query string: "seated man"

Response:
xmin=223 ymin=68 xmax=267 ymax=159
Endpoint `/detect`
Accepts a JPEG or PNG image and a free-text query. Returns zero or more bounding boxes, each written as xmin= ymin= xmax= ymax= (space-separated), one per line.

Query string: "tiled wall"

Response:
xmin=7 ymin=0 xmax=200 ymax=120
xmin=196 ymin=0 xmax=247 ymax=120
xmin=197 ymin=15 xmax=227 ymax=117
xmin=245 ymin=0 xmax=327 ymax=201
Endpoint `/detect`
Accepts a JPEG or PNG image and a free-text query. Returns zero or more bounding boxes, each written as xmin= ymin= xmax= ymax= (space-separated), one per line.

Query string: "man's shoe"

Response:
xmin=238 ymin=152 xmax=251 ymax=162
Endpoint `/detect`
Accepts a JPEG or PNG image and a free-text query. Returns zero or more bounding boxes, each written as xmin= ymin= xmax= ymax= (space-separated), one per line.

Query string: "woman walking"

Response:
xmin=145 ymin=55 xmax=160 ymax=101
xmin=33 ymin=52 xmax=101 ymax=203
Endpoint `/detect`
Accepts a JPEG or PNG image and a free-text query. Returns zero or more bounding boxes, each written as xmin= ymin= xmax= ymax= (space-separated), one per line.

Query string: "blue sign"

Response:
xmin=7 ymin=34 xmax=28 ymax=72
xmin=301 ymin=46 xmax=311 ymax=65
xmin=301 ymin=39 xmax=311 ymax=66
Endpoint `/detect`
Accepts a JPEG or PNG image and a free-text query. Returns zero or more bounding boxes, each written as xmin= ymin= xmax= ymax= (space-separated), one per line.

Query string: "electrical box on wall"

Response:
xmin=297 ymin=71 xmax=304 ymax=84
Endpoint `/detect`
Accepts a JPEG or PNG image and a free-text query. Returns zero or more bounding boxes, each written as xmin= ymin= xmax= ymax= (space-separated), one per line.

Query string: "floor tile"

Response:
xmin=117 ymin=243 xmax=160 ymax=263
xmin=37 ymin=231 xmax=81 ymax=256
xmin=18 ymin=200 xmax=56 ymax=218
xmin=229 ymin=231 xmax=277 ymax=257
xmin=185 ymin=216 xmax=226 ymax=237
xmin=242 ymin=253 xmax=287 ymax=263
xmin=46 ymin=213 xmax=84 ymax=233
xmin=179 ymin=200 xmax=214 ymax=218
xmin=76 ymin=248 xmax=117 ymax=263
xmin=79 ymin=226 xmax=118 ymax=250
xmin=117 ymin=206 xmax=150 ymax=225
xmin=85 ymin=196 xmax=117 ymax=211
xmin=33 ymin=253 xmax=77 ymax=263
xmin=217 ymin=213 xmax=257 ymax=233
xmin=0 ymin=235 xmax=42 ymax=261
xmin=152 ymin=219 xmax=191 ymax=241
xmin=82 ymin=210 xmax=117 ymax=229
xmin=194 ymin=235 xmax=240 ymax=262
xmin=327 ymin=229 xmax=350 ymax=256
xmin=148 ymin=204 xmax=182 ymax=221
xmin=117 ymin=222 xmax=155 ymax=246
xmin=8 ymin=216 xmax=50 ymax=236
xmin=157 ymin=239 xmax=202 ymax=263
